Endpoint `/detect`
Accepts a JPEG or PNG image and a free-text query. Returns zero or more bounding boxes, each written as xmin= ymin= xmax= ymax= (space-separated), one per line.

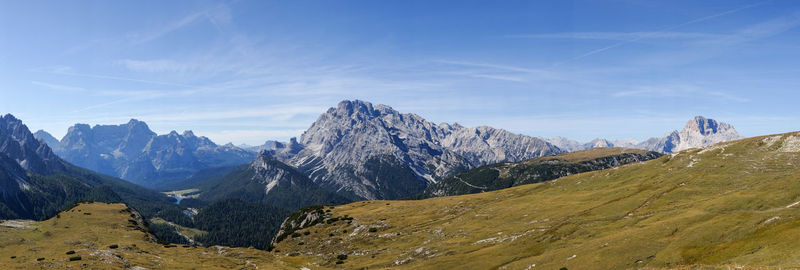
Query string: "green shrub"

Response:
xmin=65 ymin=250 xmax=75 ymax=255
xmin=109 ymin=244 xmax=119 ymax=249
xmin=337 ymin=254 xmax=348 ymax=260
xmin=303 ymin=231 xmax=310 ymax=235
xmin=37 ymin=257 xmax=45 ymax=261
xmin=368 ymin=228 xmax=378 ymax=233
xmin=69 ymin=256 xmax=81 ymax=261
xmin=336 ymin=260 xmax=344 ymax=264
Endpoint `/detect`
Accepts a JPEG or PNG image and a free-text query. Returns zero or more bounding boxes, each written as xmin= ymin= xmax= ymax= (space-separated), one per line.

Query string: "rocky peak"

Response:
xmin=682 ymin=116 xmax=734 ymax=136
xmin=33 ymin=130 xmax=63 ymax=152
xmin=585 ymin=138 xmax=613 ymax=148
xmin=0 ymin=114 xmax=65 ymax=174
xmin=279 ymin=100 xmax=562 ymax=200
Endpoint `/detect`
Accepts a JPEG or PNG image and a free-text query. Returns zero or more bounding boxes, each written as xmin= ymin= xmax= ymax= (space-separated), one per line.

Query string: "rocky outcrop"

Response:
xmin=271 ymin=205 xmax=330 ymax=244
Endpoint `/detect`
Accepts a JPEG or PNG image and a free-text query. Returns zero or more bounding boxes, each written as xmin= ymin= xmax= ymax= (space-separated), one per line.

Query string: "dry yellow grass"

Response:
xmin=0 ymin=202 xmax=320 ymax=269
xmin=274 ymin=133 xmax=800 ymax=269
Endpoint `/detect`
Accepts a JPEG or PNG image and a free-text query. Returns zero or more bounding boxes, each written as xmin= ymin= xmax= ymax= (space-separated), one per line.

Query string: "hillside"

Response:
xmin=196 ymin=151 xmax=349 ymax=210
xmin=273 ymin=132 xmax=800 ymax=269
xmin=420 ymin=147 xmax=662 ymax=198
xmin=0 ymin=202 xmax=309 ymax=269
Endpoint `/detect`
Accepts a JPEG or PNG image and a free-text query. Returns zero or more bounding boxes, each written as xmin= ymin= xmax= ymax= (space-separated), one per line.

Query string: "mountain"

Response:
xmin=545 ymin=136 xmax=584 ymax=152
xmin=639 ymin=116 xmax=742 ymax=153
xmin=419 ymin=147 xmax=661 ymax=198
xmin=243 ymin=140 xmax=286 ymax=152
xmin=583 ymin=138 xmax=614 ymax=149
xmin=546 ymin=116 xmax=741 ymax=153
xmin=274 ymin=131 xmax=800 ymax=269
xmin=0 ymin=114 xmax=178 ymax=220
xmin=196 ymin=151 xmax=349 ymax=210
xmin=272 ymin=100 xmax=562 ymax=200
xmin=1 ymin=115 xmax=66 ymax=174
xmin=32 ymin=129 xmax=63 ymax=152
xmin=51 ymin=119 xmax=255 ymax=188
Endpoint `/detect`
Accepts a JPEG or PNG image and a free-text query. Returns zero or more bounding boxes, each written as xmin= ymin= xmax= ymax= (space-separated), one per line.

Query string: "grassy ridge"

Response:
xmin=274 ymin=132 xmax=800 ymax=269
xmin=0 ymin=202 xmax=312 ymax=269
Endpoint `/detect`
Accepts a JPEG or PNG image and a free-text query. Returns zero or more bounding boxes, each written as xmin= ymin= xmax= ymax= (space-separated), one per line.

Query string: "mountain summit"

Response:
xmin=272 ymin=100 xmax=562 ymax=200
xmin=643 ymin=116 xmax=741 ymax=153
xmin=546 ymin=116 xmax=741 ymax=153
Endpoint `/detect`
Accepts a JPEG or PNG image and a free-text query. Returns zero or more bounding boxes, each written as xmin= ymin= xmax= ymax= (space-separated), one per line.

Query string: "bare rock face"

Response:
xmin=673 ymin=116 xmax=741 ymax=152
xmin=274 ymin=100 xmax=562 ymax=200
xmin=638 ymin=116 xmax=741 ymax=153
xmin=0 ymin=114 xmax=65 ymax=174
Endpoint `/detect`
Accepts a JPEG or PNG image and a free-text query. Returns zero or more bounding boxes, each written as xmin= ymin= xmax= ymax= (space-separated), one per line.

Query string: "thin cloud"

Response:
xmin=434 ymin=60 xmax=561 ymax=82
xmin=507 ymin=32 xmax=722 ymax=41
xmin=697 ymin=11 xmax=800 ymax=46
xmin=117 ymin=59 xmax=200 ymax=73
xmin=613 ymin=85 xmax=749 ymax=102
xmin=32 ymin=67 xmax=196 ymax=88
xmin=127 ymin=3 xmax=232 ymax=44
xmin=31 ymin=81 xmax=86 ymax=93
xmin=559 ymin=1 xmax=767 ymax=64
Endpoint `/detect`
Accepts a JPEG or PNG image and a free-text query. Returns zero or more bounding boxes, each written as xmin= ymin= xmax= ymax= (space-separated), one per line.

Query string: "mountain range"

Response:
xmin=34 ymin=120 xmax=255 ymax=189
xmin=545 ymin=116 xmax=741 ymax=153
xmin=29 ymin=101 xmax=743 ymax=204
xmin=0 ymin=114 xmax=177 ymax=220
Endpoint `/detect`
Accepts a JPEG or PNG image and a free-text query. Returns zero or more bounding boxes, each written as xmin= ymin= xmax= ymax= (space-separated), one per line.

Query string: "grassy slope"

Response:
xmin=419 ymin=147 xmax=661 ymax=198
xmin=275 ymin=132 xmax=800 ymax=269
xmin=0 ymin=202 xmax=318 ymax=269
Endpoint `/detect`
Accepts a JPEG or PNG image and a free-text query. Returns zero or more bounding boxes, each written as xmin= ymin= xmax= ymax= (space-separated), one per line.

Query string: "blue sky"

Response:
xmin=1 ymin=0 xmax=799 ymax=145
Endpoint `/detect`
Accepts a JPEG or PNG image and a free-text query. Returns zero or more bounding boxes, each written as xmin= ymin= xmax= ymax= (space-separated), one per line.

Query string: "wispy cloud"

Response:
xmin=31 ymin=81 xmax=86 ymax=92
xmin=558 ymin=1 xmax=767 ymax=64
xmin=697 ymin=11 xmax=800 ymax=46
xmin=507 ymin=32 xmax=722 ymax=41
xmin=117 ymin=59 xmax=201 ymax=73
xmin=613 ymin=85 xmax=749 ymax=102
xmin=433 ymin=60 xmax=561 ymax=82
xmin=126 ymin=3 xmax=232 ymax=45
